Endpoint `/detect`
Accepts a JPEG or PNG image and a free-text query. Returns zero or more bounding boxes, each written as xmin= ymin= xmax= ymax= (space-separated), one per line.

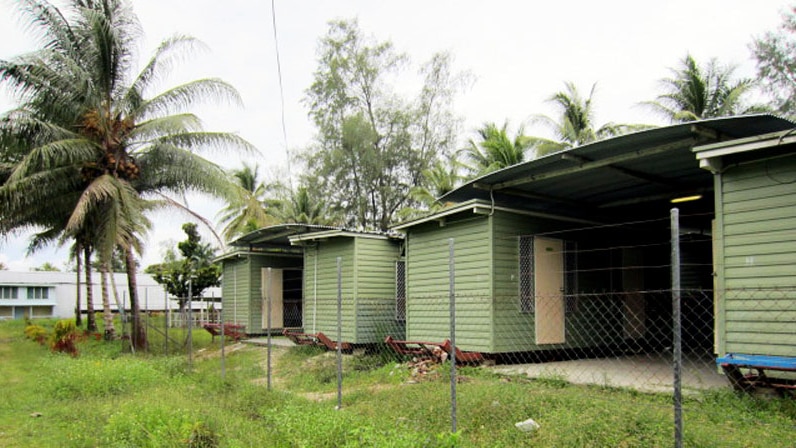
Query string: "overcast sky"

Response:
xmin=0 ymin=0 xmax=791 ymax=270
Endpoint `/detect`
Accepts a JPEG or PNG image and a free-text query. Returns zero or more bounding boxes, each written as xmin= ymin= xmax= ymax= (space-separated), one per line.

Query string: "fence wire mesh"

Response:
xmin=222 ymin=210 xmax=795 ymax=444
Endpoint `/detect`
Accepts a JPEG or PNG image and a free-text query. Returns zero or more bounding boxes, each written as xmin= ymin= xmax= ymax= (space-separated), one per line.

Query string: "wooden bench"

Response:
xmin=716 ymin=353 xmax=796 ymax=393
xmin=203 ymin=323 xmax=246 ymax=342
xmin=384 ymin=335 xmax=444 ymax=360
xmin=385 ymin=336 xmax=484 ymax=364
xmin=283 ymin=329 xmax=352 ymax=352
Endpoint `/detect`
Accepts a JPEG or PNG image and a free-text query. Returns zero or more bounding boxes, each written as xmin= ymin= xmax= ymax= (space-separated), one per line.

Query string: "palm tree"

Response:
xmin=530 ymin=82 xmax=646 ymax=154
xmin=0 ymin=0 xmax=255 ymax=349
xmin=272 ymin=185 xmax=341 ymax=226
xmin=217 ymin=163 xmax=275 ymax=241
xmin=396 ymin=154 xmax=463 ymax=222
xmin=642 ymin=54 xmax=765 ymax=122
xmin=461 ymin=122 xmax=533 ymax=177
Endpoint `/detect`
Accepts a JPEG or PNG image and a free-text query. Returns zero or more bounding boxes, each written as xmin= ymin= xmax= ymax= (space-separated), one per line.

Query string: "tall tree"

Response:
xmin=530 ymin=82 xmax=643 ymax=154
xmin=752 ymin=6 xmax=796 ymax=117
xmin=301 ymin=20 xmax=461 ymax=230
xmin=271 ymin=184 xmax=341 ymax=226
xmin=461 ymin=121 xmax=533 ymax=177
xmin=643 ymin=54 xmax=764 ymax=122
xmin=0 ymin=0 xmax=254 ymax=349
xmin=217 ymin=163 xmax=275 ymax=241
xmin=397 ymin=154 xmax=463 ymax=221
xmin=145 ymin=223 xmax=221 ymax=314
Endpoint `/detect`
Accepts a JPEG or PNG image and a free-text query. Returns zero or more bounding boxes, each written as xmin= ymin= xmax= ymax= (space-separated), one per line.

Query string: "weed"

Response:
xmin=50 ymin=319 xmax=78 ymax=356
xmin=24 ymin=324 xmax=48 ymax=345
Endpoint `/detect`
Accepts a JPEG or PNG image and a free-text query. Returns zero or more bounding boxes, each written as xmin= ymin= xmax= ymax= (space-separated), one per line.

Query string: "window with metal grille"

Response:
xmin=27 ymin=287 xmax=48 ymax=299
xmin=519 ymin=237 xmax=578 ymax=314
xmin=1 ymin=286 xmax=18 ymax=299
xmin=518 ymin=236 xmax=534 ymax=313
xmin=395 ymin=260 xmax=406 ymax=321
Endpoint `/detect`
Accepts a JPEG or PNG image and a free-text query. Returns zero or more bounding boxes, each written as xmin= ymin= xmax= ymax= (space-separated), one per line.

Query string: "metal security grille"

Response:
xmin=395 ymin=260 xmax=406 ymax=321
xmin=518 ymin=235 xmax=534 ymax=313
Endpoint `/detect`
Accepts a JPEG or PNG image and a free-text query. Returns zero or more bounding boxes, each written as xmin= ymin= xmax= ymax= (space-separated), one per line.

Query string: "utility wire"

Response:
xmin=271 ymin=0 xmax=292 ymax=188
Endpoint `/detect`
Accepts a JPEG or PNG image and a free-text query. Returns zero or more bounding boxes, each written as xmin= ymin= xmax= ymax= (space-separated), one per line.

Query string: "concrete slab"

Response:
xmin=491 ymin=354 xmax=728 ymax=393
xmin=243 ymin=336 xmax=297 ymax=347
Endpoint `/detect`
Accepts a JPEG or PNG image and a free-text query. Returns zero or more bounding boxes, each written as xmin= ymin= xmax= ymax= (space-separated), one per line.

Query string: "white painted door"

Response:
xmin=534 ymin=237 xmax=566 ymax=344
xmin=262 ymin=268 xmax=284 ymax=329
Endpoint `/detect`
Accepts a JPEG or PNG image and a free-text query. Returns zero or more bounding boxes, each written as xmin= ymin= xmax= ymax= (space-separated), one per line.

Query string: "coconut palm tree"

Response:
xmin=529 ymin=82 xmax=646 ymax=154
xmin=217 ymin=163 xmax=275 ymax=241
xmin=272 ymin=185 xmax=341 ymax=226
xmin=461 ymin=122 xmax=533 ymax=177
xmin=642 ymin=54 xmax=765 ymax=122
xmin=0 ymin=0 xmax=255 ymax=349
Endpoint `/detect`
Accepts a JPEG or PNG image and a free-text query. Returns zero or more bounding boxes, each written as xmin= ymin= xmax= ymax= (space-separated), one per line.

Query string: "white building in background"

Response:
xmin=0 ymin=270 xmax=221 ymax=320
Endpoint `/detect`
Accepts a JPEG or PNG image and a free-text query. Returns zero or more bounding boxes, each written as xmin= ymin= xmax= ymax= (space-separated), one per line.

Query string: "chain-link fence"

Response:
xmin=234 ymin=209 xmax=794 ymax=445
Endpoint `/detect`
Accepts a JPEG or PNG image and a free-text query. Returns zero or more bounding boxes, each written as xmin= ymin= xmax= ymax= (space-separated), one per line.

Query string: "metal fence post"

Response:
xmin=188 ymin=279 xmax=193 ymax=369
xmin=336 ymin=257 xmax=343 ymax=410
xmin=448 ymin=238 xmax=457 ymax=434
xmin=220 ymin=312 xmax=225 ymax=380
xmin=267 ymin=267 xmax=273 ymax=391
xmin=671 ymin=208 xmax=683 ymax=448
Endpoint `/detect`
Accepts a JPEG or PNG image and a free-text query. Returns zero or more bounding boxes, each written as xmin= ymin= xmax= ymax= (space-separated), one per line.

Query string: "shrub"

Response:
xmin=24 ymin=324 xmax=48 ymax=345
xmin=50 ymin=319 xmax=78 ymax=356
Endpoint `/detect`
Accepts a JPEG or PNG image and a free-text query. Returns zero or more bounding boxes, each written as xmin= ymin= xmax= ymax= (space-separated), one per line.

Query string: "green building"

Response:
xmin=289 ymin=229 xmax=405 ymax=345
xmin=396 ymin=115 xmax=794 ymax=356
xmin=695 ymin=130 xmax=796 ymax=358
xmin=216 ymin=224 xmax=331 ymax=334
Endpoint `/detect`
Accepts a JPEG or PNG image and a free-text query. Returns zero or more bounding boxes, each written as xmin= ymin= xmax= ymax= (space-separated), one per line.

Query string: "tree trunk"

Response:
xmin=109 ymin=268 xmax=125 ymax=337
xmin=125 ymin=247 xmax=147 ymax=351
xmin=75 ymin=242 xmax=82 ymax=327
xmin=100 ymin=262 xmax=115 ymax=340
xmin=84 ymin=245 xmax=97 ymax=333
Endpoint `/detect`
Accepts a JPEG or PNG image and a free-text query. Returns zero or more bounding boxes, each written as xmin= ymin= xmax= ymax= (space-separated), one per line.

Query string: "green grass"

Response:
xmin=0 ymin=319 xmax=794 ymax=447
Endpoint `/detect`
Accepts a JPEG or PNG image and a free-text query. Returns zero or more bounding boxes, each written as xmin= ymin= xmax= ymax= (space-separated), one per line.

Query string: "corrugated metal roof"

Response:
xmin=230 ymin=223 xmax=343 ymax=247
xmin=441 ymin=115 xmax=795 ymax=222
xmin=229 ymin=223 xmax=402 ymax=249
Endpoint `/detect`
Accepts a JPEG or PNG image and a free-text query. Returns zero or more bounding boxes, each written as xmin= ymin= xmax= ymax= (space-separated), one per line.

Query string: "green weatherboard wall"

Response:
xmin=713 ymin=153 xmax=796 ymax=357
xmin=404 ymin=209 xmax=626 ymax=354
xmin=302 ymin=236 xmax=404 ymax=344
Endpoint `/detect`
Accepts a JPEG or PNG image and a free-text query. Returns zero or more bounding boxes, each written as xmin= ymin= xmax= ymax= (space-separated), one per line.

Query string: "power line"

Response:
xmin=271 ymin=0 xmax=292 ymax=187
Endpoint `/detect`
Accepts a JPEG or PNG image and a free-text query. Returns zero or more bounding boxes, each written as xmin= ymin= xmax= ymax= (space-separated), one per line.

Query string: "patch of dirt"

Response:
xmin=194 ymin=342 xmax=248 ymax=360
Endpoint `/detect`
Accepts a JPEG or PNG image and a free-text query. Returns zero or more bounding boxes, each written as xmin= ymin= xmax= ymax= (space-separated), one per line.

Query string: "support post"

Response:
xmin=448 ymin=238 xmax=457 ymax=434
xmin=336 ymin=256 xmax=343 ymax=410
xmin=671 ymin=208 xmax=683 ymax=448
xmin=267 ymin=267 xmax=273 ymax=391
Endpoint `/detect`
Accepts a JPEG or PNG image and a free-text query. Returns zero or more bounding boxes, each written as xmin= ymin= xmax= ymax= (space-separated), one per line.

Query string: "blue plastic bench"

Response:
xmin=716 ymin=353 xmax=796 ymax=393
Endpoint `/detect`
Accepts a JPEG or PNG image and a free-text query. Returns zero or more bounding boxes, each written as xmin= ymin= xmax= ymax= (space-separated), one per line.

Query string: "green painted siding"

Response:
xmin=405 ymin=210 xmax=629 ymax=354
xmin=405 ymin=215 xmax=492 ymax=351
xmin=353 ymin=238 xmax=403 ymax=342
xmin=716 ymin=154 xmax=796 ymax=357
xmin=221 ymin=257 xmax=250 ymax=326
xmin=302 ymin=237 xmax=402 ymax=344
xmin=303 ymin=240 xmax=355 ymax=340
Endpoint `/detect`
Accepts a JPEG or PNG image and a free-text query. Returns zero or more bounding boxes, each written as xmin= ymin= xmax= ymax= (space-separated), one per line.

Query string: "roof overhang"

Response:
xmin=392 ymin=198 xmax=601 ymax=231
xmin=214 ymin=249 xmax=303 ymax=263
xmin=288 ymin=229 xmax=403 ymax=245
xmin=440 ymin=115 xmax=795 ymax=222
xmin=694 ymin=128 xmax=796 ymax=173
